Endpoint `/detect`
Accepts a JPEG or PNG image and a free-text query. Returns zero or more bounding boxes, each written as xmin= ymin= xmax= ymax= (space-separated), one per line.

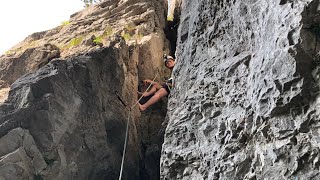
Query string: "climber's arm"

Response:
xmin=143 ymin=79 xmax=162 ymax=88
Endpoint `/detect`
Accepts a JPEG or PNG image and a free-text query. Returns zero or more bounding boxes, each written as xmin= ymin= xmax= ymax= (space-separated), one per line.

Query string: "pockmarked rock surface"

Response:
xmin=161 ymin=0 xmax=320 ymax=179
xmin=0 ymin=0 xmax=171 ymax=179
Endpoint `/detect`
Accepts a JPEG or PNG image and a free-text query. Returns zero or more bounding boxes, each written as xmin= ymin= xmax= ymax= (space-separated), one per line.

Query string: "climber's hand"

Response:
xmin=143 ymin=79 xmax=152 ymax=85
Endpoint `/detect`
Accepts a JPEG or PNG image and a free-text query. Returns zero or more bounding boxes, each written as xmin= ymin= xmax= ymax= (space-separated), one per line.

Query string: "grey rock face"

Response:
xmin=0 ymin=37 xmax=168 ymax=179
xmin=0 ymin=128 xmax=46 ymax=180
xmin=0 ymin=43 xmax=60 ymax=88
xmin=161 ymin=0 xmax=320 ymax=179
xmin=1 ymin=44 xmax=141 ymax=180
xmin=0 ymin=0 xmax=170 ymax=179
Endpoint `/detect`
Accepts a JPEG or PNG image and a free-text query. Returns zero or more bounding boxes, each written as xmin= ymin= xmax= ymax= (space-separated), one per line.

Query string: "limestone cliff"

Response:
xmin=161 ymin=0 xmax=320 ymax=179
xmin=3 ymin=0 xmax=319 ymax=179
xmin=0 ymin=0 xmax=171 ymax=179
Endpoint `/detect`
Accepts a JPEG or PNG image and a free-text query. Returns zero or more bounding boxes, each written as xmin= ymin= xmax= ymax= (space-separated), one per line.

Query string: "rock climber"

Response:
xmin=138 ymin=55 xmax=175 ymax=111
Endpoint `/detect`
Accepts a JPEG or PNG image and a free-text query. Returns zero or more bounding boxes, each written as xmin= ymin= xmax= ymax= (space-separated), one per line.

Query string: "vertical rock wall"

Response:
xmin=0 ymin=0 xmax=170 ymax=179
xmin=0 ymin=42 xmax=142 ymax=180
xmin=161 ymin=0 xmax=320 ymax=179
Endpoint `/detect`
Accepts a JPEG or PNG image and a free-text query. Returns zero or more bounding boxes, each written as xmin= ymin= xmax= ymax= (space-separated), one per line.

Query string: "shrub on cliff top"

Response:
xmin=81 ymin=0 xmax=101 ymax=7
xmin=64 ymin=36 xmax=83 ymax=49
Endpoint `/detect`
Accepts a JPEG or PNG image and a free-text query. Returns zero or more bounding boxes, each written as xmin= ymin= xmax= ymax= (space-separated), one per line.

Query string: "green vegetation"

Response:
xmin=125 ymin=23 xmax=136 ymax=32
xmin=120 ymin=23 xmax=138 ymax=42
xmin=4 ymin=40 xmax=39 ymax=55
xmin=4 ymin=50 xmax=15 ymax=55
xmin=167 ymin=15 xmax=174 ymax=22
xmin=91 ymin=26 xmax=114 ymax=46
xmin=61 ymin=21 xmax=70 ymax=26
xmin=64 ymin=36 xmax=83 ymax=49
xmin=93 ymin=36 xmax=103 ymax=45
xmin=133 ymin=33 xmax=143 ymax=42
xmin=28 ymin=40 xmax=38 ymax=47
xmin=121 ymin=32 xmax=132 ymax=41
xmin=81 ymin=0 xmax=101 ymax=7
xmin=103 ymin=26 xmax=113 ymax=37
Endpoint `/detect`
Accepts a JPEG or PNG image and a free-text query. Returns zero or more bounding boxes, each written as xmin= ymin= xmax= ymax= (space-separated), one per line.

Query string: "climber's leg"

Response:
xmin=139 ymin=88 xmax=168 ymax=111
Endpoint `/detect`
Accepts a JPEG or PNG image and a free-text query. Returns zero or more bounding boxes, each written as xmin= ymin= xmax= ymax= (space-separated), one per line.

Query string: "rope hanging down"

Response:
xmin=118 ymin=73 xmax=158 ymax=180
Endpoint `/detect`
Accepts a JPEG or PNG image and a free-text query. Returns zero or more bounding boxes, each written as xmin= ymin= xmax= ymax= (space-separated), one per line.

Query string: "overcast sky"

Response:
xmin=0 ymin=0 xmax=84 ymax=54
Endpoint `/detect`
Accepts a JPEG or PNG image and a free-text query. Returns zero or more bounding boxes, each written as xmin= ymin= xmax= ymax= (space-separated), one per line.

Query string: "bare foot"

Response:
xmin=138 ymin=103 xmax=147 ymax=111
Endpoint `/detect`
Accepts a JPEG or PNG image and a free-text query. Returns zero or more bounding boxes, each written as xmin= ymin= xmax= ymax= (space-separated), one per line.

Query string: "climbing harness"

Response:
xmin=118 ymin=73 xmax=158 ymax=180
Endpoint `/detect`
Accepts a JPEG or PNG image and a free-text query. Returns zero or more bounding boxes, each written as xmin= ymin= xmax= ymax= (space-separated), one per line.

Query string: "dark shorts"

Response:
xmin=162 ymin=83 xmax=171 ymax=94
xmin=139 ymin=94 xmax=152 ymax=105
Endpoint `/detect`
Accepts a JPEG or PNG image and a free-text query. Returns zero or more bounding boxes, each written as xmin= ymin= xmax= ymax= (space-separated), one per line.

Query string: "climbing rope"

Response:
xmin=118 ymin=73 xmax=158 ymax=180
xmin=118 ymin=110 xmax=131 ymax=180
